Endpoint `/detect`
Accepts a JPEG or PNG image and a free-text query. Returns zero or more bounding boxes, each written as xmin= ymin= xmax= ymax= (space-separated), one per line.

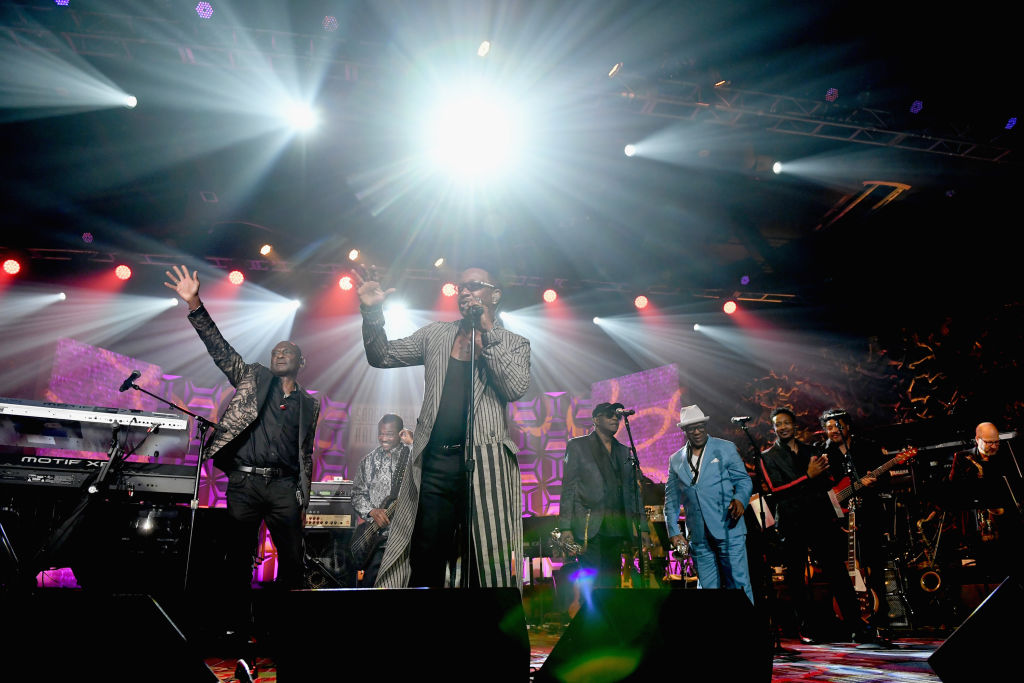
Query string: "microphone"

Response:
xmin=614 ymin=408 xmax=636 ymax=417
xmin=119 ymin=370 xmax=141 ymax=392
xmin=731 ymin=416 xmax=751 ymax=424
xmin=468 ymin=304 xmax=485 ymax=317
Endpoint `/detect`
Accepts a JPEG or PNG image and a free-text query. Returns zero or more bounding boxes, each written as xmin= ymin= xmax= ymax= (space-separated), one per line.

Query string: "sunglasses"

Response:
xmin=458 ymin=280 xmax=497 ymax=292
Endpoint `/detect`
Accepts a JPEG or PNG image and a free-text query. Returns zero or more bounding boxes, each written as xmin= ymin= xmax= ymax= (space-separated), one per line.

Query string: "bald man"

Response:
xmin=166 ymin=265 xmax=321 ymax=600
xmin=948 ymin=422 xmax=1022 ymax=578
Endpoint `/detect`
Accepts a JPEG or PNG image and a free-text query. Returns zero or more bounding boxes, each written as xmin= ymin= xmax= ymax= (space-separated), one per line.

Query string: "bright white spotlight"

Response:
xmin=693 ymin=323 xmax=701 ymax=331
xmin=123 ymin=94 xmax=137 ymax=109
xmin=478 ymin=41 xmax=491 ymax=57
xmin=58 ymin=292 xmax=67 ymax=301
xmin=289 ymin=299 xmax=302 ymax=310
xmin=772 ymin=161 xmax=782 ymax=174
xmin=169 ymin=298 xmax=179 ymax=306
xmin=384 ymin=301 xmax=406 ymax=314
xmin=624 ymin=144 xmax=636 ymax=157
xmin=283 ymin=102 xmax=319 ymax=132
xmin=425 ymin=87 xmax=522 ymax=178
xmin=593 ymin=317 xmax=602 ymax=325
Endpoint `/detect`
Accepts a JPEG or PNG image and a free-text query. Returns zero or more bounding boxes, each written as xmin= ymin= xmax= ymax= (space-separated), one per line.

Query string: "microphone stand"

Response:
xmin=619 ymin=413 xmax=646 ymax=588
xmin=124 ymin=380 xmax=218 ymax=591
xmin=459 ymin=315 xmax=480 ymax=589
xmin=735 ymin=420 xmax=798 ymax=660
xmin=34 ymin=422 xmax=129 ymax=574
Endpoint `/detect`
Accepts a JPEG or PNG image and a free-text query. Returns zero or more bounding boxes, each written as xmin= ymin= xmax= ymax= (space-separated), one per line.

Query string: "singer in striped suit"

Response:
xmin=357 ymin=265 xmax=531 ymax=588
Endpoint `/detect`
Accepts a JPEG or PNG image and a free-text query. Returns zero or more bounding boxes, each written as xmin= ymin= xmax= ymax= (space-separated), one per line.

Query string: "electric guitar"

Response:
xmin=838 ymin=497 xmax=879 ymax=622
xmin=827 ymin=446 xmax=918 ymax=518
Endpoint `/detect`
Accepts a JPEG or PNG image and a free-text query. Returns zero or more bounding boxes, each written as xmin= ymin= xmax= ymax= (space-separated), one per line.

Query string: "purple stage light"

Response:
xmin=910 ymin=100 xmax=924 ymax=114
xmin=323 ymin=15 xmax=339 ymax=32
xmin=54 ymin=0 xmax=70 ymax=6
xmin=1006 ymin=117 xmax=1017 ymax=130
xmin=195 ymin=2 xmax=213 ymax=19
xmin=825 ymin=87 xmax=839 ymax=103
xmin=81 ymin=232 xmax=93 ymax=243
xmin=740 ymin=275 xmax=750 ymax=285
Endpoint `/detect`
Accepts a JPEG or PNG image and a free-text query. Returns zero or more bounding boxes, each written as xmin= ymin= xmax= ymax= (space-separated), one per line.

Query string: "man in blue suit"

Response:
xmin=666 ymin=405 xmax=755 ymax=603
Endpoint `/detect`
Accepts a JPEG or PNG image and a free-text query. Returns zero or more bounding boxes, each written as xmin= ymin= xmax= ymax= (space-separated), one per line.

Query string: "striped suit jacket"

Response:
xmin=361 ymin=305 xmax=531 ymax=588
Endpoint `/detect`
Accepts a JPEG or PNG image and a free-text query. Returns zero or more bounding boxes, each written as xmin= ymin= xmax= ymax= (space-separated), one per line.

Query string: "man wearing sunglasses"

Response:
xmin=665 ymin=404 xmax=755 ymax=603
xmin=356 ymin=265 xmax=530 ymax=589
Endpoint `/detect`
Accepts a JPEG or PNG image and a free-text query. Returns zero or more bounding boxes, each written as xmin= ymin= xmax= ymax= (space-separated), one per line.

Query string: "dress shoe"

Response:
xmin=852 ymin=627 xmax=894 ymax=649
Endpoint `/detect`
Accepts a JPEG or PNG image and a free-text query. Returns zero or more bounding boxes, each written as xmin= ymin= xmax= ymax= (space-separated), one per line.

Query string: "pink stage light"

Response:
xmin=825 ymin=87 xmax=839 ymax=102
xmin=542 ymin=289 xmax=558 ymax=304
xmin=195 ymin=2 xmax=213 ymax=19
xmin=723 ymin=300 xmax=737 ymax=315
xmin=323 ymin=15 xmax=339 ymax=32
xmin=228 ymin=270 xmax=245 ymax=286
xmin=3 ymin=259 xmax=22 ymax=275
xmin=441 ymin=282 xmax=458 ymax=297
xmin=338 ymin=275 xmax=354 ymax=290
xmin=114 ymin=265 xmax=132 ymax=280
xmin=634 ymin=295 xmax=649 ymax=310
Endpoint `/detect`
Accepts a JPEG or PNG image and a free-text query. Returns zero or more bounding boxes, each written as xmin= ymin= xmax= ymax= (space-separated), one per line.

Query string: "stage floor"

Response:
xmin=203 ymin=626 xmax=949 ymax=682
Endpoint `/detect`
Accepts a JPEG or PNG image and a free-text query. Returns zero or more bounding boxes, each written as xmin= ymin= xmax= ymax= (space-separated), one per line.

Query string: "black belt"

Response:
xmin=429 ymin=443 xmax=464 ymax=454
xmin=234 ymin=464 xmax=287 ymax=478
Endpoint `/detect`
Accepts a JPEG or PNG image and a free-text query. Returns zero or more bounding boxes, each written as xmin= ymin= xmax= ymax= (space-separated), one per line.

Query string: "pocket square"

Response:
xmin=711 ymin=457 xmax=720 ymax=464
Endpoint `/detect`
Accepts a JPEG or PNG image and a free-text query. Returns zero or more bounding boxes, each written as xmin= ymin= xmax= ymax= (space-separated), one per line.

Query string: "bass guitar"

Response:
xmin=827 ymin=446 xmax=918 ymax=518
xmin=349 ymin=496 xmax=400 ymax=570
xmin=349 ymin=452 xmax=409 ymax=570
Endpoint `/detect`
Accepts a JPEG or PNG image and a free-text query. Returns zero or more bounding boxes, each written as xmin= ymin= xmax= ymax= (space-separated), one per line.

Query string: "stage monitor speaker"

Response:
xmin=304 ymin=527 xmax=355 ymax=588
xmin=534 ymin=588 xmax=770 ymax=683
xmin=928 ymin=575 xmax=1022 ymax=682
xmin=256 ymin=587 xmax=530 ymax=682
xmin=0 ymin=591 xmax=219 ymax=682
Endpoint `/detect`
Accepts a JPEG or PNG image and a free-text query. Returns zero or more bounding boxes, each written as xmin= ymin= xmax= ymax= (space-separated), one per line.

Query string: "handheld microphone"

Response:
xmin=119 ymin=370 xmax=141 ymax=392
xmin=730 ymin=416 xmax=751 ymax=424
xmin=468 ymin=304 xmax=485 ymax=317
xmin=614 ymin=408 xmax=636 ymax=417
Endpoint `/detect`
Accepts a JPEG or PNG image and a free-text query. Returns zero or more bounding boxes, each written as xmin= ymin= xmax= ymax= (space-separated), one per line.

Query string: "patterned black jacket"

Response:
xmin=188 ymin=305 xmax=320 ymax=509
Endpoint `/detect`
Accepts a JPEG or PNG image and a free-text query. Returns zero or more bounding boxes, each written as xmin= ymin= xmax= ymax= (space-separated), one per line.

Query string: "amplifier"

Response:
xmin=310 ymin=479 xmax=353 ymax=498
xmin=305 ymin=513 xmax=354 ymax=528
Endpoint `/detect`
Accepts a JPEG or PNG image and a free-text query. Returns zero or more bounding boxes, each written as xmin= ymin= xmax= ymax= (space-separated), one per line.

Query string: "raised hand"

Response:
xmin=354 ymin=265 xmax=395 ymax=307
xmin=163 ymin=264 xmax=201 ymax=308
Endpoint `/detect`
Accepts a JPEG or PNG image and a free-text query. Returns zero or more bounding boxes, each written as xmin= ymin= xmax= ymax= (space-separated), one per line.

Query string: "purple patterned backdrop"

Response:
xmin=40 ymin=340 xmax=683 ymax=583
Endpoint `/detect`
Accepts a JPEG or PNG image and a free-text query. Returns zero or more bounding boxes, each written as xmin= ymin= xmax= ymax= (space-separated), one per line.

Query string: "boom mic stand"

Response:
xmin=735 ymin=418 xmax=798 ymax=661
xmin=123 ymin=379 xmax=217 ymax=591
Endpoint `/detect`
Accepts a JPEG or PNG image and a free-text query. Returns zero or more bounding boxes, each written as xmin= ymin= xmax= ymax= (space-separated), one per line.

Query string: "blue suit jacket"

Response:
xmin=665 ymin=436 xmax=753 ymax=545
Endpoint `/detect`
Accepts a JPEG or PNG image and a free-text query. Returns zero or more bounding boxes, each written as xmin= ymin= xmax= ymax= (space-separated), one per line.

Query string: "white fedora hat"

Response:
xmin=677 ymin=404 xmax=710 ymax=428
